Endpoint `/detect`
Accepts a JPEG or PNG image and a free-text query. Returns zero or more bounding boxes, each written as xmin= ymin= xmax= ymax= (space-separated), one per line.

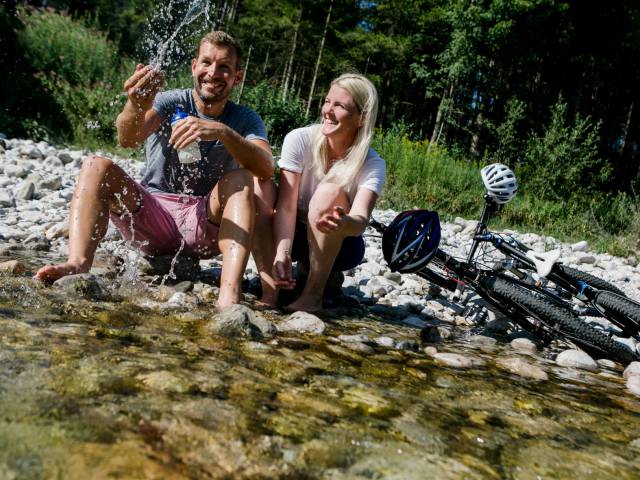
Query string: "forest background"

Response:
xmin=1 ymin=0 xmax=640 ymax=255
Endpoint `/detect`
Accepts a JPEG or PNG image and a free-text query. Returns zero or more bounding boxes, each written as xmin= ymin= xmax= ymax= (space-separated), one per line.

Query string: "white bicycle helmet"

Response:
xmin=480 ymin=163 xmax=518 ymax=204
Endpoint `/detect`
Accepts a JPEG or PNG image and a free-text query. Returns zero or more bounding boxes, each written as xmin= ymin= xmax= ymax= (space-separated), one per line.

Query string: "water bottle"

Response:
xmin=170 ymin=106 xmax=201 ymax=164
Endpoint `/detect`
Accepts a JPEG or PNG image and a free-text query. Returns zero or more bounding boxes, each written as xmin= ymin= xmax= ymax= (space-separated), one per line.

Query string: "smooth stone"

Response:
xmin=277 ymin=311 xmax=326 ymax=335
xmin=58 ymin=152 xmax=75 ymax=164
xmin=45 ymin=221 xmax=69 ymax=240
xmin=395 ymin=339 xmax=419 ymax=351
xmin=0 ymin=260 xmax=26 ymax=275
xmin=15 ymin=181 xmax=35 ymax=200
xmin=373 ymin=336 xmax=395 ymax=348
xmin=555 ymin=349 xmax=598 ymax=371
xmin=510 ymin=337 xmax=538 ymax=353
xmin=424 ymin=346 xmax=437 ymax=356
xmin=0 ymin=191 xmax=14 ymax=207
xmin=433 ymin=353 xmax=480 ymax=368
xmin=207 ymin=304 xmax=276 ymax=339
xmin=623 ymin=361 xmax=640 ymax=379
xmin=167 ymin=292 xmax=190 ymax=306
xmin=52 ymin=273 xmax=106 ymax=300
xmin=173 ymin=281 xmax=194 ymax=293
xmin=628 ymin=376 xmax=640 ymax=397
xmin=338 ymin=334 xmax=370 ymax=343
xmin=37 ymin=176 xmax=63 ymax=191
xmin=496 ymin=357 xmax=548 ymax=381
xmin=571 ymin=240 xmax=589 ymax=252
xmin=3 ymin=164 xmax=28 ymax=178
xmin=577 ymin=254 xmax=597 ymax=265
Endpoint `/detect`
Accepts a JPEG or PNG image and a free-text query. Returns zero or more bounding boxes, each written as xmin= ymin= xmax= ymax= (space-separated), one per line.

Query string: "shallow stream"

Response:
xmin=0 ymin=254 xmax=639 ymax=479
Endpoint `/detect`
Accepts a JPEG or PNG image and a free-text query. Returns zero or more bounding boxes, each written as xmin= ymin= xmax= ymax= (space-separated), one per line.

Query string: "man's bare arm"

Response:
xmin=116 ymin=64 xmax=165 ymax=148
xmin=170 ymin=117 xmax=274 ymax=179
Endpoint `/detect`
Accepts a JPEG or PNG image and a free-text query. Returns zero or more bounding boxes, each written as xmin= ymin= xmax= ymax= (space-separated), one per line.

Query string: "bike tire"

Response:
xmin=554 ymin=265 xmax=626 ymax=297
xmin=594 ymin=291 xmax=640 ymax=339
xmin=481 ymin=276 xmax=638 ymax=364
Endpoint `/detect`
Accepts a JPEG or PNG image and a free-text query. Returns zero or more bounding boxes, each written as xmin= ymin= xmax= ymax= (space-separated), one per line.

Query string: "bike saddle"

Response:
xmin=525 ymin=249 xmax=561 ymax=277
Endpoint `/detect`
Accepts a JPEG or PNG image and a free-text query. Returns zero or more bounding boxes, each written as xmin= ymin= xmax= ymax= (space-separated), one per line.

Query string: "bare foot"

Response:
xmin=216 ymin=291 xmax=242 ymax=310
xmin=34 ymin=261 xmax=90 ymax=285
xmin=284 ymin=297 xmax=323 ymax=314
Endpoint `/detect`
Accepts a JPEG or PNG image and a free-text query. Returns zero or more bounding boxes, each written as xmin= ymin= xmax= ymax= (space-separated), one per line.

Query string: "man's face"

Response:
xmin=191 ymin=42 xmax=242 ymax=104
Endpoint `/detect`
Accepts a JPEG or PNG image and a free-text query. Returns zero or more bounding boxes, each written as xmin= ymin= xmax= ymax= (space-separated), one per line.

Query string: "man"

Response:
xmin=35 ymin=31 xmax=278 ymax=309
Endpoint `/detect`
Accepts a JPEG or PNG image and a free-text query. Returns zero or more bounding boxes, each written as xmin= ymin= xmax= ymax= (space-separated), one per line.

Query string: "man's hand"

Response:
xmin=123 ymin=64 xmax=165 ymax=110
xmin=273 ymin=251 xmax=296 ymax=290
xmin=315 ymin=206 xmax=347 ymax=234
xmin=169 ymin=116 xmax=229 ymax=150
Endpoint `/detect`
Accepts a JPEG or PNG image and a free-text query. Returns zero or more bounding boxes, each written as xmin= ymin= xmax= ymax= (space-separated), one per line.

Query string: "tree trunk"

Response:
xmin=283 ymin=9 xmax=302 ymax=100
xmin=306 ymin=0 xmax=333 ymax=117
xmin=469 ymin=109 xmax=484 ymax=159
xmin=620 ymin=100 xmax=634 ymax=156
xmin=237 ymin=44 xmax=252 ymax=103
xmin=262 ymin=48 xmax=270 ymax=75
xmin=429 ymin=81 xmax=454 ymax=151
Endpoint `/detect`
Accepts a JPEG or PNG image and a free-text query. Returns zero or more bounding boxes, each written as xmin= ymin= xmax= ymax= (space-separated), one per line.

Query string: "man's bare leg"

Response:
xmin=286 ymin=183 xmax=349 ymax=313
xmin=35 ymin=155 xmax=141 ymax=283
xmin=252 ymin=178 xmax=278 ymax=306
xmin=208 ymin=169 xmax=255 ymax=309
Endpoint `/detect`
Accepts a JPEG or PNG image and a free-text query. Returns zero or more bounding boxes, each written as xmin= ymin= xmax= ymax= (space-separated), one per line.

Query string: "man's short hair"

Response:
xmin=198 ymin=31 xmax=243 ymax=70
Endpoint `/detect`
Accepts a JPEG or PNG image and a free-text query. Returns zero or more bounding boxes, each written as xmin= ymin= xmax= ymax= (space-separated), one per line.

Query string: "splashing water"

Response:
xmin=143 ymin=0 xmax=214 ymax=71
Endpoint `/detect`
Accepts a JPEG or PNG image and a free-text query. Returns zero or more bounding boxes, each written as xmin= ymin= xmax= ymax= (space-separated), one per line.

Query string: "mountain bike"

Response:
xmin=370 ymin=216 xmax=638 ymax=364
xmin=456 ymin=190 xmax=640 ymax=342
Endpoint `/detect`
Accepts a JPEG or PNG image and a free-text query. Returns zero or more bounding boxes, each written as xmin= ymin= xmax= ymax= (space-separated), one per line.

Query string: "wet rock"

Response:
xmin=556 ymin=349 xmax=598 ymax=371
xmin=403 ymin=315 xmax=427 ymax=328
xmin=510 ymin=337 xmax=538 ymax=353
xmin=433 ymin=353 xmax=483 ymax=368
xmin=173 ymin=280 xmax=194 ymax=293
xmin=53 ymin=273 xmax=107 ymax=300
xmin=623 ymin=361 xmax=640 ymax=378
xmin=337 ymin=334 xmax=370 ymax=344
xmin=206 ymin=304 xmax=276 ymax=339
xmin=0 ymin=260 xmax=26 ymax=275
xmin=137 ymin=370 xmax=191 ymax=393
xmin=137 ymin=254 xmax=200 ymax=280
xmin=420 ymin=326 xmax=442 ymax=343
xmin=424 ymin=346 xmax=438 ymax=356
xmin=395 ymin=339 xmax=419 ymax=351
xmin=276 ymin=311 xmax=326 ymax=335
xmin=496 ymin=357 xmax=548 ymax=381
xmin=167 ymin=292 xmax=192 ymax=307
xmin=373 ymin=336 xmax=395 ymax=348
xmin=627 ymin=376 xmax=640 ymax=397
xmin=484 ymin=317 xmax=512 ymax=334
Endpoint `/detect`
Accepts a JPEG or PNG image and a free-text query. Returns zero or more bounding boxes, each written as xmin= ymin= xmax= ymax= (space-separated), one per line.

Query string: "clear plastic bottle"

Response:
xmin=170 ymin=106 xmax=201 ymax=164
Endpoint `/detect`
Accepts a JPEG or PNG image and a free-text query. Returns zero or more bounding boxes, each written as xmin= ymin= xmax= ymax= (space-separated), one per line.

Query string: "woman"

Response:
xmin=272 ymin=73 xmax=385 ymax=312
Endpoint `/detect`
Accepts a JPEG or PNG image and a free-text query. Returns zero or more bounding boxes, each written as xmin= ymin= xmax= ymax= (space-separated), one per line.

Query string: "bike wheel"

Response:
xmin=594 ymin=291 xmax=640 ymax=339
xmin=481 ymin=276 xmax=638 ymax=364
xmin=554 ymin=265 xmax=626 ymax=297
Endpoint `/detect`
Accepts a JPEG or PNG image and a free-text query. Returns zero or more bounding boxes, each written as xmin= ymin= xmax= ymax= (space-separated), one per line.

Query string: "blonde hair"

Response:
xmin=309 ymin=73 xmax=379 ymax=197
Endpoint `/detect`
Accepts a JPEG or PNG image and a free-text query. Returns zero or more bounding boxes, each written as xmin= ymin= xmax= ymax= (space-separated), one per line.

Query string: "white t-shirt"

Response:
xmin=278 ymin=125 xmax=386 ymax=217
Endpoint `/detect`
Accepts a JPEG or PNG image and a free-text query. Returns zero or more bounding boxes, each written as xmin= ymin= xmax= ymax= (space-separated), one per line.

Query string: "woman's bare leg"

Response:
xmin=35 ymin=155 xmax=141 ymax=283
xmin=286 ymin=183 xmax=349 ymax=313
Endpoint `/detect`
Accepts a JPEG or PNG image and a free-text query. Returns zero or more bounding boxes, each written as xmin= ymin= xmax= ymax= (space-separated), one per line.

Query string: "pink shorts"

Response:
xmin=109 ymin=183 xmax=220 ymax=258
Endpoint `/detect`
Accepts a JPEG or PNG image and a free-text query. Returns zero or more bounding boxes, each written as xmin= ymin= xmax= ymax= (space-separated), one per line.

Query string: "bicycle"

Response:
xmin=370 ymin=165 xmax=640 ymax=364
xmin=463 ymin=193 xmax=640 ymax=342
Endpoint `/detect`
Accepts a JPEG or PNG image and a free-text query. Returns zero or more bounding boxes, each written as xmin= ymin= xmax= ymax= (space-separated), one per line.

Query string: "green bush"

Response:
xmin=17 ymin=9 xmax=130 ymax=147
xmin=519 ymin=101 xmax=611 ymax=202
xmin=240 ymin=82 xmax=308 ymax=148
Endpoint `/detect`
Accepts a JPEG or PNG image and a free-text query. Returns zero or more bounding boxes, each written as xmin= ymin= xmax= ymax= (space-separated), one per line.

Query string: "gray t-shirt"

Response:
xmin=142 ymin=89 xmax=268 ymax=196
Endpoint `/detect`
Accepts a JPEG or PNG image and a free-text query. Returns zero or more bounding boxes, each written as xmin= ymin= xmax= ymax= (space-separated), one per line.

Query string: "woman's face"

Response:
xmin=321 ymin=84 xmax=362 ymax=142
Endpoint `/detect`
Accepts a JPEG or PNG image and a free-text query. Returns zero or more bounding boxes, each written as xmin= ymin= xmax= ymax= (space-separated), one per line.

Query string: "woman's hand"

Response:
xmin=273 ymin=251 xmax=296 ymax=290
xmin=169 ymin=116 xmax=228 ymax=150
xmin=315 ymin=206 xmax=346 ymax=234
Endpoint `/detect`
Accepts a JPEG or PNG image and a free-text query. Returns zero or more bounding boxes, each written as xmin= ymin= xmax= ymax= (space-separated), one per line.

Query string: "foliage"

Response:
xmin=17 ymin=9 xmax=130 ymax=146
xmin=240 ymin=81 xmax=308 ymax=148
xmin=519 ymin=101 xmax=611 ymax=203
